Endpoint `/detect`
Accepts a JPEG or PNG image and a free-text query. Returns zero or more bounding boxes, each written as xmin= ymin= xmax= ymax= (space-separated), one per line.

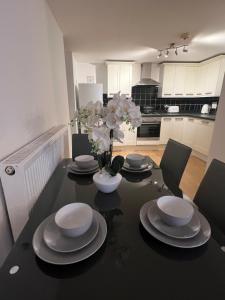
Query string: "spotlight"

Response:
xmin=183 ymin=45 xmax=188 ymax=53
xmin=157 ymin=50 xmax=162 ymax=59
xmin=164 ymin=49 xmax=169 ymax=58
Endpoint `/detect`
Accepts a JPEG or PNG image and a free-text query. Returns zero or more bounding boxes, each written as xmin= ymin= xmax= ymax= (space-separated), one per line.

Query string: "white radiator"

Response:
xmin=0 ymin=125 xmax=68 ymax=241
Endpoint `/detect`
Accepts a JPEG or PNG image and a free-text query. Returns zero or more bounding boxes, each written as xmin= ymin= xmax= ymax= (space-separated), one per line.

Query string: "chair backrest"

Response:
xmin=160 ymin=139 xmax=192 ymax=197
xmin=194 ymin=159 xmax=225 ymax=234
xmin=72 ymin=133 xmax=92 ymax=159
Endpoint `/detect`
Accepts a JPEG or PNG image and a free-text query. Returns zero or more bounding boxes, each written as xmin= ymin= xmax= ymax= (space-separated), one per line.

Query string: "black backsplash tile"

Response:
xmin=103 ymin=87 xmax=219 ymax=114
xmin=131 ymin=85 xmax=219 ymax=113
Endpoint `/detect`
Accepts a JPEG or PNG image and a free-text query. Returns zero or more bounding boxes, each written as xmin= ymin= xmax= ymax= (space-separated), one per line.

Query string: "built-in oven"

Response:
xmin=137 ymin=117 xmax=161 ymax=139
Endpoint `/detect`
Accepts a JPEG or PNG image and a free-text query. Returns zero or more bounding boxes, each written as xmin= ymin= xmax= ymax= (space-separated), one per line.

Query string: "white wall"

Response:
xmin=0 ymin=0 xmax=70 ymax=265
xmin=208 ymin=79 xmax=225 ymax=164
xmin=65 ymin=51 xmax=77 ymax=133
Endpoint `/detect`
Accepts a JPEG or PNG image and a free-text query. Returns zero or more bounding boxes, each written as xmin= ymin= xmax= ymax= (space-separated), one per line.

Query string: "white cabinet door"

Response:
xmin=162 ymin=65 xmax=176 ymax=97
xmin=193 ymin=119 xmax=214 ymax=155
xmin=171 ymin=117 xmax=185 ymax=142
xmin=184 ymin=66 xmax=197 ymax=96
xmin=107 ymin=64 xmax=120 ymax=97
xmin=160 ymin=117 xmax=174 ymax=144
xmin=174 ymin=65 xmax=185 ymax=96
xmin=182 ymin=117 xmax=196 ymax=147
xmin=119 ymin=64 xmax=132 ymax=96
xmin=107 ymin=63 xmax=132 ymax=97
xmin=195 ymin=66 xmax=204 ymax=96
xmin=201 ymin=60 xmax=220 ymax=96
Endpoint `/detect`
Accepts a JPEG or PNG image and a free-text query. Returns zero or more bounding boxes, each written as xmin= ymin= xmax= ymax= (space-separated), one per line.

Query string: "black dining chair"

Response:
xmin=72 ymin=133 xmax=92 ymax=160
xmin=193 ymin=159 xmax=225 ymax=234
xmin=160 ymin=139 xmax=192 ymax=197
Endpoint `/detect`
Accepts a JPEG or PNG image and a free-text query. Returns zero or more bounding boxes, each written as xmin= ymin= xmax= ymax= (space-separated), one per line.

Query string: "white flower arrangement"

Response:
xmin=73 ymin=92 xmax=142 ymax=155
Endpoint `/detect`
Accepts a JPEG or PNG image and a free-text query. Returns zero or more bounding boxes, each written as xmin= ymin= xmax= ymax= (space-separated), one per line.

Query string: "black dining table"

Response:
xmin=1 ymin=158 xmax=225 ymax=300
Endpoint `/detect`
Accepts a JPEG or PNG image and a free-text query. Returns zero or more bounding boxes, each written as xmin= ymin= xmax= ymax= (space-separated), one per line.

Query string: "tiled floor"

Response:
xmin=113 ymin=148 xmax=206 ymax=199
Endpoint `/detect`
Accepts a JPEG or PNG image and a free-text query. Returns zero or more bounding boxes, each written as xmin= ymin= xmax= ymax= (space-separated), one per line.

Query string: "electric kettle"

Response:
xmin=201 ymin=104 xmax=210 ymax=114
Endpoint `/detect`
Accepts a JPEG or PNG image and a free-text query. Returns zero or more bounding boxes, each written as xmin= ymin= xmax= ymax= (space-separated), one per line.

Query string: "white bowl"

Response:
xmin=55 ymin=203 xmax=93 ymax=237
xmin=93 ymin=171 xmax=122 ymax=193
xmin=126 ymin=154 xmax=146 ymax=168
xmin=156 ymin=196 xmax=194 ymax=227
xmin=75 ymin=155 xmax=95 ymax=169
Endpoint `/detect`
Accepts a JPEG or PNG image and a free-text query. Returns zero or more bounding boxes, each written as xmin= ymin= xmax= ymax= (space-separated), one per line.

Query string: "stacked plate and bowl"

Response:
xmin=68 ymin=155 xmax=99 ymax=175
xmin=32 ymin=203 xmax=107 ymax=265
xmin=122 ymin=154 xmax=153 ymax=173
xmin=140 ymin=196 xmax=211 ymax=248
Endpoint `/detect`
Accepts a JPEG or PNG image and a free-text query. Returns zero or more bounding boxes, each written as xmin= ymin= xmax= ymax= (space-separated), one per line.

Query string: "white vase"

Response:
xmin=93 ymin=170 xmax=122 ymax=193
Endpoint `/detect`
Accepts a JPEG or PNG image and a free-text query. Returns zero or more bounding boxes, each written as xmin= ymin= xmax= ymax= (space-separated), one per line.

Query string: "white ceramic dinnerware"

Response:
xmin=147 ymin=200 xmax=201 ymax=239
xmin=33 ymin=210 xmax=107 ymax=265
xmin=93 ymin=172 xmax=122 ymax=193
xmin=75 ymin=155 xmax=95 ymax=169
xmin=126 ymin=154 xmax=147 ymax=168
xmin=44 ymin=212 xmax=99 ymax=252
xmin=55 ymin=203 xmax=93 ymax=237
xmin=140 ymin=201 xmax=211 ymax=248
xmin=68 ymin=162 xmax=99 ymax=175
xmin=157 ymin=196 xmax=194 ymax=226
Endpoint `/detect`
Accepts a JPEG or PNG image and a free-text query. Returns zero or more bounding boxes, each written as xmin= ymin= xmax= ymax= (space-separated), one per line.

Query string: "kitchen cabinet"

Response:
xmin=160 ymin=117 xmax=214 ymax=157
xmin=192 ymin=119 xmax=214 ymax=156
xmin=160 ymin=55 xmax=225 ymax=98
xmin=107 ymin=62 xmax=133 ymax=97
xmin=113 ymin=123 xmax=137 ymax=146
xmin=161 ymin=65 xmax=175 ymax=97
xmin=174 ymin=65 xmax=185 ymax=96
xmin=107 ymin=64 xmax=120 ymax=97
xmin=160 ymin=117 xmax=184 ymax=144
xmin=160 ymin=117 xmax=174 ymax=144
xmin=184 ymin=66 xmax=197 ymax=96
xmin=182 ymin=118 xmax=196 ymax=146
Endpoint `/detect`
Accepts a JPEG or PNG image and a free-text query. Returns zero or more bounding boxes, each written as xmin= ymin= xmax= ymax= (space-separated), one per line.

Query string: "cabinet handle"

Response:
xmin=188 ymin=118 xmax=194 ymax=121
xmin=164 ymin=118 xmax=172 ymax=121
xmin=186 ymin=93 xmax=194 ymax=96
xmin=205 ymin=92 xmax=212 ymax=95
xmin=175 ymin=93 xmax=183 ymax=96
xmin=164 ymin=93 xmax=172 ymax=96
xmin=175 ymin=118 xmax=183 ymax=121
xmin=201 ymin=120 xmax=210 ymax=124
xmin=196 ymin=93 xmax=202 ymax=95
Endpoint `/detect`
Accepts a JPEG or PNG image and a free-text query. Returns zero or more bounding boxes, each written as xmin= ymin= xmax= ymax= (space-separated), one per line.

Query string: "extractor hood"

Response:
xmin=135 ymin=63 xmax=160 ymax=86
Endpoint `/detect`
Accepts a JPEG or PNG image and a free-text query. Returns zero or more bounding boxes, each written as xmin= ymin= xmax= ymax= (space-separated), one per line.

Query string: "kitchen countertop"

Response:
xmin=141 ymin=112 xmax=216 ymax=121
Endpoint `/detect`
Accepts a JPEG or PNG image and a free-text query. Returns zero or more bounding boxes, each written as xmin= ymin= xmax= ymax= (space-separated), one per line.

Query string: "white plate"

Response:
xmin=68 ymin=165 xmax=99 ymax=175
xmin=43 ymin=211 xmax=99 ymax=253
xmin=69 ymin=161 xmax=98 ymax=172
xmin=32 ymin=210 xmax=107 ymax=265
xmin=122 ymin=162 xmax=153 ymax=173
xmin=123 ymin=161 xmax=149 ymax=171
xmin=147 ymin=200 xmax=201 ymax=239
xmin=140 ymin=201 xmax=211 ymax=248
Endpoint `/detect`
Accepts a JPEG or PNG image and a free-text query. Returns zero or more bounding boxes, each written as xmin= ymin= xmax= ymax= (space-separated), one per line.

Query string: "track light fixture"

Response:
xmin=156 ymin=32 xmax=190 ymax=59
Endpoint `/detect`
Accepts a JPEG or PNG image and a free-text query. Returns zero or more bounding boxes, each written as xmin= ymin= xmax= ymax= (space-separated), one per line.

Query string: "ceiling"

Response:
xmin=47 ymin=0 xmax=225 ymax=63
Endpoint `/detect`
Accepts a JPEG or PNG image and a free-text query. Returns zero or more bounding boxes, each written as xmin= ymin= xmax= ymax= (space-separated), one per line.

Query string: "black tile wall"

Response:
xmin=131 ymin=85 xmax=219 ymax=113
xmin=103 ymin=87 xmax=219 ymax=114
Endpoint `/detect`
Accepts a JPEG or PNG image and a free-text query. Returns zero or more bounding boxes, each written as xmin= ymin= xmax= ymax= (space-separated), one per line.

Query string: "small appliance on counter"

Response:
xmin=201 ymin=104 xmax=210 ymax=114
xmin=165 ymin=105 xmax=180 ymax=113
xmin=142 ymin=106 xmax=155 ymax=114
